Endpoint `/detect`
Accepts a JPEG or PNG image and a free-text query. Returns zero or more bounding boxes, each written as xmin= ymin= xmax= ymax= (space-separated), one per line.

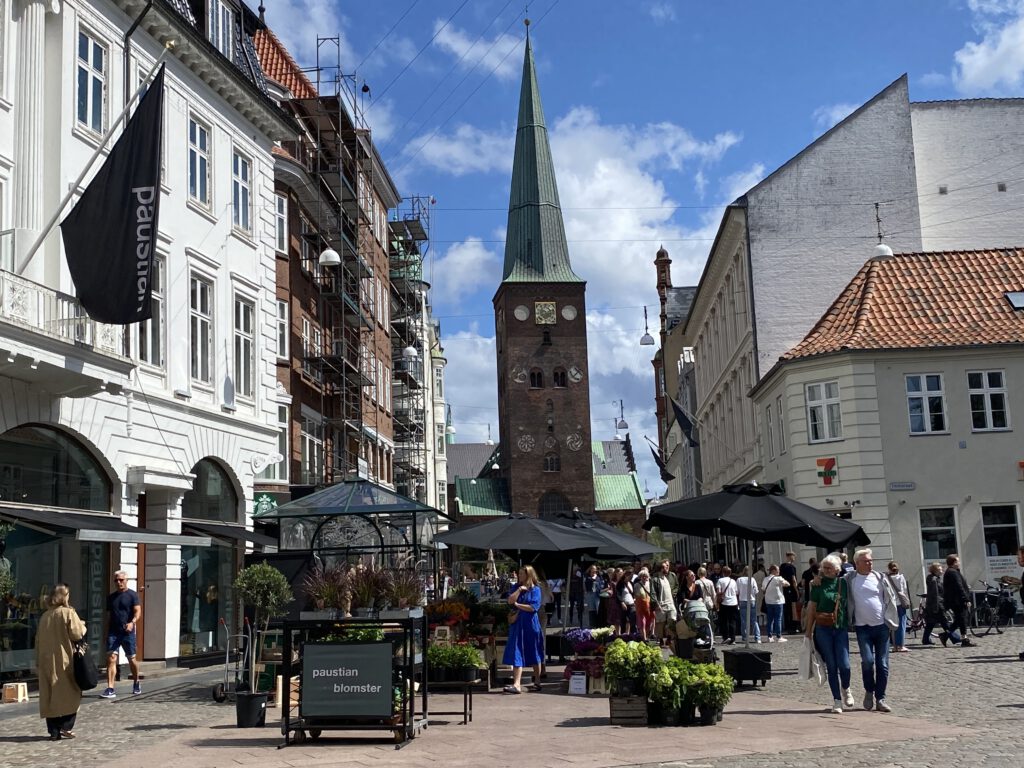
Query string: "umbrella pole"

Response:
xmin=745 ymin=542 xmax=754 ymax=649
xmin=566 ymin=558 xmax=573 ymax=628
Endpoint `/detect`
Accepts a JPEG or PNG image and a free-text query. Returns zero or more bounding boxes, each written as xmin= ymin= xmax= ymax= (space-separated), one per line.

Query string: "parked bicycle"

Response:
xmin=907 ymin=593 xmax=927 ymax=638
xmin=970 ymin=580 xmax=1018 ymax=637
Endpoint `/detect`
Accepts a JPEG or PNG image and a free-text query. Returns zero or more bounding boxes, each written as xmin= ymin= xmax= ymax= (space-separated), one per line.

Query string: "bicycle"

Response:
xmin=970 ymin=580 xmax=1018 ymax=637
xmin=907 ymin=593 xmax=927 ymax=638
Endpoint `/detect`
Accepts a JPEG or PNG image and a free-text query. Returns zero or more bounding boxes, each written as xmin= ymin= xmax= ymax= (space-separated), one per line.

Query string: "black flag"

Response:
xmin=670 ymin=398 xmax=699 ymax=447
xmin=61 ymin=64 xmax=165 ymax=325
xmin=648 ymin=444 xmax=675 ymax=483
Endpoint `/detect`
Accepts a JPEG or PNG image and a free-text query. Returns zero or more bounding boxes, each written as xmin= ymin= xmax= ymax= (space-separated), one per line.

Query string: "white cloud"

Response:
xmin=406 ymin=123 xmax=514 ymax=176
xmin=648 ymin=2 xmax=678 ymax=23
xmin=430 ymin=237 xmax=503 ymax=304
xmin=265 ymin=1 xmax=353 ymax=70
xmin=811 ymin=102 xmax=859 ymax=134
xmin=441 ymin=330 xmax=498 ymax=445
xmin=433 ymin=22 xmax=522 ymax=81
xmin=721 ymin=163 xmax=767 ymax=202
xmin=953 ymin=0 xmax=1024 ymax=94
xmin=918 ymin=71 xmax=949 ymax=88
xmin=364 ymin=98 xmax=398 ymax=143
xmin=693 ymin=169 xmax=707 ymax=199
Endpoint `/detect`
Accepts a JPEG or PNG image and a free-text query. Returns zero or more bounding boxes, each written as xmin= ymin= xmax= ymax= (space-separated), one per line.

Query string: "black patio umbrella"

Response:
xmin=644 ymin=482 xmax=870 ymax=651
xmin=643 ymin=482 xmax=870 ymax=550
xmin=567 ymin=519 xmax=660 ymax=559
xmin=435 ymin=515 xmax=602 ymax=557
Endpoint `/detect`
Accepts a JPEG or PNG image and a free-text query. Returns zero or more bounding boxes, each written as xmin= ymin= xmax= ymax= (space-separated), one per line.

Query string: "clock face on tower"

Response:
xmin=534 ymin=301 xmax=556 ymax=325
xmin=561 ymin=305 xmax=577 ymax=321
xmin=513 ymin=305 xmax=530 ymax=321
xmin=568 ymin=365 xmax=584 ymax=383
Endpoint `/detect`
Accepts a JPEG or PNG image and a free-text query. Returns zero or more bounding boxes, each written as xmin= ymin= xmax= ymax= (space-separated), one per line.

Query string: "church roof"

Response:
xmin=501 ymin=36 xmax=582 ymax=284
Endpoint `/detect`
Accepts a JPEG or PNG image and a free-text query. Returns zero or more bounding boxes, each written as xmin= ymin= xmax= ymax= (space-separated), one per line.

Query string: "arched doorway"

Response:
xmin=179 ymin=459 xmax=239 ymax=658
xmin=0 ymin=424 xmax=113 ymax=682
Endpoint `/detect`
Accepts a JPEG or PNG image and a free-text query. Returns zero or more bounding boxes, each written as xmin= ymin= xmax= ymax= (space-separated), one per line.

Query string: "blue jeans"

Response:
xmin=765 ymin=604 xmax=784 ymax=638
xmin=855 ymin=623 xmax=890 ymax=700
xmin=738 ymin=601 xmax=761 ymax=640
xmin=893 ymin=606 xmax=907 ymax=647
xmin=814 ymin=625 xmax=851 ymax=701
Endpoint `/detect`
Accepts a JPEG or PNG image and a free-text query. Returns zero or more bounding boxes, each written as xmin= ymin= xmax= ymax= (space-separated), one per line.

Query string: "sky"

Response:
xmin=262 ymin=0 xmax=1024 ymax=499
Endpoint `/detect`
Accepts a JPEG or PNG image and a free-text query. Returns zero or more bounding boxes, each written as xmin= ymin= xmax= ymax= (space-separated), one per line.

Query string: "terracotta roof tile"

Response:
xmin=253 ymin=28 xmax=317 ymax=100
xmin=783 ymin=248 xmax=1024 ymax=361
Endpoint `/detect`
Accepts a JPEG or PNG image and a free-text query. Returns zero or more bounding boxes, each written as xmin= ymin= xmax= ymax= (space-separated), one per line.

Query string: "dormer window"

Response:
xmin=209 ymin=0 xmax=235 ymax=59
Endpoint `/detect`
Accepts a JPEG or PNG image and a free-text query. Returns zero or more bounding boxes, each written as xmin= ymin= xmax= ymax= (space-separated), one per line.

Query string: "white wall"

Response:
xmin=748 ymin=77 xmax=922 ymax=377
xmin=912 ymin=100 xmax=1024 ymax=251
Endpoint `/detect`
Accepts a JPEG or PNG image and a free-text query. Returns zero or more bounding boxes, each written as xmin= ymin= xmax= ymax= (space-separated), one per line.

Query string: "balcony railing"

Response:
xmin=1 ymin=253 xmax=125 ymax=357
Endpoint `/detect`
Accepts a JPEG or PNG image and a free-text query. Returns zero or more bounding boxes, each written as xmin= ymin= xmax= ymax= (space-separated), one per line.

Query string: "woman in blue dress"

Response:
xmin=502 ymin=565 xmax=544 ymax=694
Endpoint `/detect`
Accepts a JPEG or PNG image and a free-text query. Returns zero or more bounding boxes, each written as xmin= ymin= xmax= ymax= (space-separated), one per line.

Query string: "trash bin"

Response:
xmin=235 ymin=691 xmax=268 ymax=728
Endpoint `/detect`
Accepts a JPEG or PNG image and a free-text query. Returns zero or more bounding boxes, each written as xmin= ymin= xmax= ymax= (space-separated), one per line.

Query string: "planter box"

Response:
xmin=722 ymin=647 xmax=771 ymax=688
xmin=609 ymin=696 xmax=648 ymax=726
xmin=379 ymin=607 xmax=425 ymax=620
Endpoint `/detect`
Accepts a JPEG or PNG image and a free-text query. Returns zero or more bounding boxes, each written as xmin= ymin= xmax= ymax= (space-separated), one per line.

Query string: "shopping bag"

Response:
xmin=73 ymin=640 xmax=99 ymax=691
xmin=798 ymin=637 xmax=825 ymax=685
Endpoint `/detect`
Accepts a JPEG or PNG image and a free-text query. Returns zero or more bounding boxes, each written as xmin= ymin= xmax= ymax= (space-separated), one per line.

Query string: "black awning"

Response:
xmin=183 ymin=522 xmax=277 ymax=549
xmin=0 ymin=505 xmax=212 ymax=547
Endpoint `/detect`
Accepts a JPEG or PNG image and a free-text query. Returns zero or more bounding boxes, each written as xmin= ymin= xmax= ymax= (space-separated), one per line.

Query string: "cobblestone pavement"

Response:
xmin=0 ymin=628 xmax=1021 ymax=768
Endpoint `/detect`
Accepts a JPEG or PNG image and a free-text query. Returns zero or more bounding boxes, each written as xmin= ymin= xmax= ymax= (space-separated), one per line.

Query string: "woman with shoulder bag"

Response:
xmin=805 ymin=554 xmax=852 ymax=714
xmin=921 ymin=561 xmax=956 ymax=646
xmin=886 ymin=561 xmax=912 ymax=652
xmin=35 ymin=583 xmax=87 ymax=740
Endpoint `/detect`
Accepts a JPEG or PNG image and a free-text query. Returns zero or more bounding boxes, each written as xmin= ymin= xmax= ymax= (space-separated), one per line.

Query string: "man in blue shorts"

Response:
xmin=101 ymin=571 xmax=142 ymax=698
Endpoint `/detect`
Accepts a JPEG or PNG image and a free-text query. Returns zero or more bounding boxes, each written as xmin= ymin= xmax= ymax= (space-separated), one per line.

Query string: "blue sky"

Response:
xmin=265 ymin=0 xmax=1024 ymax=498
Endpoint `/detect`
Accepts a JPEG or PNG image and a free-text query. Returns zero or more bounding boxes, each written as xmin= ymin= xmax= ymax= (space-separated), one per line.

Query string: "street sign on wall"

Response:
xmin=300 ymin=642 xmax=393 ymax=718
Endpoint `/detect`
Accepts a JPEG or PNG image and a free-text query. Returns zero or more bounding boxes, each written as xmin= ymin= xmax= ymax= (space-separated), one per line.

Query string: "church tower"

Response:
xmin=493 ymin=29 xmax=595 ymax=518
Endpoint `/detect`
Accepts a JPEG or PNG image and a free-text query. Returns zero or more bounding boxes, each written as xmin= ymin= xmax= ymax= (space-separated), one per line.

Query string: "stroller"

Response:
xmin=682 ymin=599 xmax=715 ymax=650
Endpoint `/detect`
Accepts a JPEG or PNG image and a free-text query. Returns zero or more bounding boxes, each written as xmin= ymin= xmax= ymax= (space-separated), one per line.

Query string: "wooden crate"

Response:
xmin=609 ymin=696 xmax=648 ymax=726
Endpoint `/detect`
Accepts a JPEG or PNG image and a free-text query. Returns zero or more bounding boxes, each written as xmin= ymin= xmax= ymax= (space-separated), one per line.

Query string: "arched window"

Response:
xmin=182 ymin=459 xmax=238 ymax=522
xmin=543 ymin=452 xmax=561 ymax=472
xmin=553 ymin=368 xmax=567 ymax=388
xmin=538 ymin=491 xmax=571 ymax=517
xmin=529 ymin=368 xmax=544 ymax=388
xmin=0 ymin=425 xmax=111 ymax=511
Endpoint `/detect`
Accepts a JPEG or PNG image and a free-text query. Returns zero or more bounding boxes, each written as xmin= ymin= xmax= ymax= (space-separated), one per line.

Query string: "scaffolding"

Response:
xmin=281 ymin=37 xmax=377 ymax=486
xmin=390 ymin=197 xmax=432 ymax=502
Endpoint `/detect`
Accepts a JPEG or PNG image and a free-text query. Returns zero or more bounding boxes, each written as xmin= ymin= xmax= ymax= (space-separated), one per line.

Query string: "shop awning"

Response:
xmin=183 ymin=522 xmax=277 ymax=549
xmin=0 ymin=505 xmax=212 ymax=547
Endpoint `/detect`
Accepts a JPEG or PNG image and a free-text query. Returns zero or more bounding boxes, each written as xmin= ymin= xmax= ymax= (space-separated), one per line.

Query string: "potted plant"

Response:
xmin=347 ymin=566 xmax=386 ymax=616
xmin=301 ymin=565 xmax=348 ymax=618
xmin=603 ymin=639 xmax=663 ymax=697
xmin=448 ymin=643 xmax=483 ymax=682
xmin=691 ymin=663 xmax=734 ymax=725
xmin=382 ymin=569 xmax=425 ymax=615
xmin=233 ymin=562 xmax=293 ymax=727
xmin=426 ymin=643 xmax=454 ymax=682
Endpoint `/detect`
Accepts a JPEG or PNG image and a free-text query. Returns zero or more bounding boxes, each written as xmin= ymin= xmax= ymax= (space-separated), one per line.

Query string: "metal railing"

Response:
xmin=0 ymin=257 xmax=124 ymax=356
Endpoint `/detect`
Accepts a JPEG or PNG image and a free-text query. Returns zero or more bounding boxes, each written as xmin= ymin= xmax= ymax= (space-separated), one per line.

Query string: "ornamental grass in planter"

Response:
xmin=347 ymin=566 xmax=388 ymax=615
xmin=384 ymin=569 xmax=425 ymax=610
xmin=302 ymin=565 xmax=349 ymax=616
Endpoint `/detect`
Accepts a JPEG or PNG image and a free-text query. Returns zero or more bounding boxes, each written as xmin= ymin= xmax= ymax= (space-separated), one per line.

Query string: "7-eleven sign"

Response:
xmin=816 ymin=457 xmax=839 ymax=486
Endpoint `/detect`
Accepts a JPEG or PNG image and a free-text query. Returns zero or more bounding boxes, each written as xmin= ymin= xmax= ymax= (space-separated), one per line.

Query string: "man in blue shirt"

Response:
xmin=101 ymin=570 xmax=142 ymax=698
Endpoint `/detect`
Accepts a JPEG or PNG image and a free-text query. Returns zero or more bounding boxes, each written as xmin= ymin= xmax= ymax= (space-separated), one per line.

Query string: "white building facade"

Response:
xmin=753 ymin=248 xmax=1024 ymax=600
xmin=0 ymin=0 xmax=292 ymax=676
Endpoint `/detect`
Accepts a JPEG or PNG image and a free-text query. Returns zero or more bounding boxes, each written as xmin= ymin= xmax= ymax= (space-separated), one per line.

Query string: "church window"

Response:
xmin=529 ymin=368 xmax=543 ymax=388
xmin=543 ymin=453 xmax=560 ymax=472
xmin=553 ymin=368 xmax=567 ymax=388
xmin=538 ymin=491 xmax=571 ymax=516
xmin=546 ymin=399 xmax=554 ymax=413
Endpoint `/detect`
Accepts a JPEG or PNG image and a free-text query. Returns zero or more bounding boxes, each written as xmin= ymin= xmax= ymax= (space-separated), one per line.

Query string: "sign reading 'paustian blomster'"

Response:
xmin=300 ymin=642 xmax=393 ymax=718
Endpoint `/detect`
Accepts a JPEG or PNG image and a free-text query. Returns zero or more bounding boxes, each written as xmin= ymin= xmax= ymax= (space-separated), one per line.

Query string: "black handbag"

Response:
xmin=73 ymin=639 xmax=99 ymax=691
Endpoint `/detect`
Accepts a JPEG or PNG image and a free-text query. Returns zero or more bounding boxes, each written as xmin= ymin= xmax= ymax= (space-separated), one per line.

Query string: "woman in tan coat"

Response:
xmin=36 ymin=583 xmax=87 ymax=740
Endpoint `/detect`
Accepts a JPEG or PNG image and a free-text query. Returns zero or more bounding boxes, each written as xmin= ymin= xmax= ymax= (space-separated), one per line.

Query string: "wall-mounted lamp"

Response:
xmin=319 ymin=247 xmax=341 ymax=267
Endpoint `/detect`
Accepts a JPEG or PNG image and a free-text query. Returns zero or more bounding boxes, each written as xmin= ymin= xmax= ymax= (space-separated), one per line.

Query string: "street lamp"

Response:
xmin=639 ymin=305 xmax=655 ymax=346
xmin=318 ymin=247 xmax=341 ymax=267
xmin=402 ymin=344 xmax=418 ymax=360
xmin=445 ymin=404 xmax=456 ymax=434
xmin=615 ymin=399 xmax=628 ymax=430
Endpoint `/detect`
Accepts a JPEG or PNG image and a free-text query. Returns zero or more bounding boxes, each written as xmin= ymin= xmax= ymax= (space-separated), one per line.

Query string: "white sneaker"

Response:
xmin=777 ymin=637 xmax=788 ymax=643
xmin=831 ymin=700 xmax=843 ymax=714
xmin=755 ymin=638 xmax=762 ymax=644
xmin=843 ymin=688 xmax=855 ymax=708
xmin=767 ymin=637 xmax=775 ymax=643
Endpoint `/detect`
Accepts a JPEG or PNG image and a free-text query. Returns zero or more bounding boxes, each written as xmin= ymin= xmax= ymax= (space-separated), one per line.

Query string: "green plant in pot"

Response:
xmin=691 ymin=663 xmax=734 ymax=725
xmin=385 ymin=569 xmax=425 ymax=610
xmin=347 ymin=566 xmax=386 ymax=615
xmin=604 ymin=639 xmax=663 ymax=697
xmin=449 ymin=643 xmax=483 ymax=682
xmin=426 ymin=643 xmax=454 ymax=682
xmin=232 ymin=563 xmax=293 ymax=728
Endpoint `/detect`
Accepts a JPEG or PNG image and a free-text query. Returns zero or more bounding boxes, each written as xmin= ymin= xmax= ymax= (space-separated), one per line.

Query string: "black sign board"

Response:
xmin=300 ymin=642 xmax=392 ymax=718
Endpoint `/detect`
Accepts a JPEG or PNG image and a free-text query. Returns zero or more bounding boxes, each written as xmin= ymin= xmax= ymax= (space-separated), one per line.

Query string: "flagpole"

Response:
xmin=14 ymin=42 xmax=175 ymax=276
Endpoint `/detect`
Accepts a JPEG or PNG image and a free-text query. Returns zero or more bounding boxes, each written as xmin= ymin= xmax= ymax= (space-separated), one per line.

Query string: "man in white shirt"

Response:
xmin=844 ymin=548 xmax=899 ymax=713
xmin=547 ymin=578 xmax=564 ymax=624
xmin=650 ymin=560 xmax=678 ymax=647
xmin=716 ymin=566 xmax=739 ymax=644
xmin=736 ymin=566 xmax=761 ymax=643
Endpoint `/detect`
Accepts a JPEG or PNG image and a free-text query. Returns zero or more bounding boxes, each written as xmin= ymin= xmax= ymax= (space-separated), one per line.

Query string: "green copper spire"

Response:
xmin=501 ymin=34 xmax=582 ymax=283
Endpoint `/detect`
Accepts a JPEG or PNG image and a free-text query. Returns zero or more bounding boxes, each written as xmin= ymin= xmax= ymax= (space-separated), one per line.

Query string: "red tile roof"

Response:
xmin=783 ymin=248 xmax=1024 ymax=361
xmin=253 ymin=29 xmax=317 ymax=100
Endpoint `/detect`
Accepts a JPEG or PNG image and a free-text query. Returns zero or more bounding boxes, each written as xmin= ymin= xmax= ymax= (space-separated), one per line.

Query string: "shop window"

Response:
xmin=0 ymin=425 xmax=110 ymax=511
xmin=179 ymin=542 xmax=234 ymax=657
xmin=981 ymin=505 xmax=1019 ymax=557
xmin=182 ymin=458 xmax=238 ymax=522
xmin=919 ymin=507 xmax=958 ymax=562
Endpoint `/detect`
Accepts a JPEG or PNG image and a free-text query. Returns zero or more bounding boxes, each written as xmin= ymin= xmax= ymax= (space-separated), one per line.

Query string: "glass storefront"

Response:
xmin=0 ymin=525 xmax=107 ymax=683
xmin=0 ymin=425 xmax=112 ymax=683
xmin=179 ymin=459 xmax=238 ymax=657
